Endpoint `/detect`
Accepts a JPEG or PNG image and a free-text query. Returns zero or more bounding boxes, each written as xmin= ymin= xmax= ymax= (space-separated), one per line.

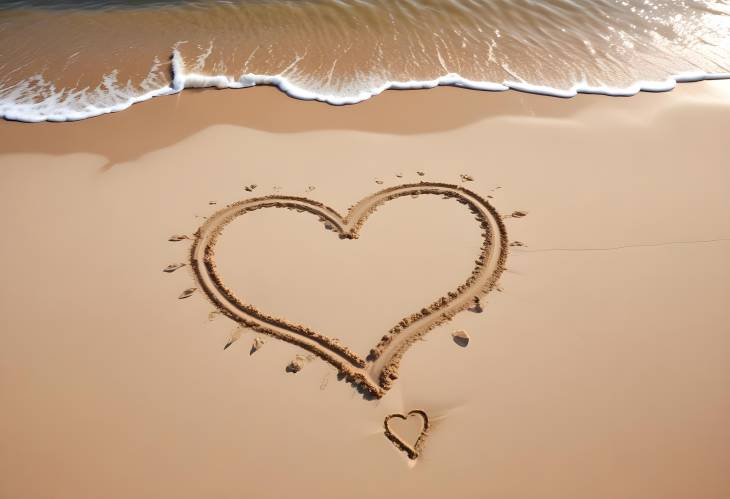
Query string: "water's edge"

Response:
xmin=3 ymin=50 xmax=729 ymax=123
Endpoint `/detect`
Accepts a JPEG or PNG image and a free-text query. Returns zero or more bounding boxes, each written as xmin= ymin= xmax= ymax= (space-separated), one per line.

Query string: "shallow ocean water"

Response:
xmin=1 ymin=0 xmax=729 ymax=121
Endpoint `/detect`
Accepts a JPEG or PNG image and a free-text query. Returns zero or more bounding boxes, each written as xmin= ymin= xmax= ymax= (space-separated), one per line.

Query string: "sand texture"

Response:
xmin=384 ymin=410 xmax=431 ymax=460
xmin=187 ymin=183 xmax=506 ymax=397
xmin=0 ymin=82 xmax=729 ymax=499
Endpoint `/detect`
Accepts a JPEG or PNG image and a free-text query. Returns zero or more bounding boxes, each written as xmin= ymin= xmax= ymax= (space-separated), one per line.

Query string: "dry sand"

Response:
xmin=0 ymin=83 xmax=729 ymax=499
xmin=190 ymin=182 xmax=506 ymax=397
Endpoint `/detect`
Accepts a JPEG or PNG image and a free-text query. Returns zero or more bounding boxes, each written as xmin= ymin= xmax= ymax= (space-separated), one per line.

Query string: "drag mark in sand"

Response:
xmin=185 ymin=182 xmax=508 ymax=398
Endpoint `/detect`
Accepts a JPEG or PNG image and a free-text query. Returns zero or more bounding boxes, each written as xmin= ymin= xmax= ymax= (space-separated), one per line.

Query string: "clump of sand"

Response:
xmin=286 ymin=355 xmax=307 ymax=373
xmin=250 ymin=336 xmax=265 ymax=355
xmin=452 ymin=330 xmax=470 ymax=347
xmin=163 ymin=263 xmax=186 ymax=273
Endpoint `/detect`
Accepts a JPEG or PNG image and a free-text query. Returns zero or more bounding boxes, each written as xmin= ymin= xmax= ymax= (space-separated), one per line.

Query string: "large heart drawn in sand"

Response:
xmin=189 ymin=182 xmax=507 ymax=398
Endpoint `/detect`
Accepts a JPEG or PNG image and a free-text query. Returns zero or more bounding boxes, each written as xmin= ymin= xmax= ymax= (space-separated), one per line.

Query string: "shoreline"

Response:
xmin=2 ymin=80 xmax=728 ymax=166
xmin=3 ymin=68 xmax=730 ymax=123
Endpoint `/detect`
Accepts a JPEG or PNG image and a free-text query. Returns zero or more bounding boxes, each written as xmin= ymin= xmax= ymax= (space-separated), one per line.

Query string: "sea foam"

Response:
xmin=1 ymin=49 xmax=729 ymax=123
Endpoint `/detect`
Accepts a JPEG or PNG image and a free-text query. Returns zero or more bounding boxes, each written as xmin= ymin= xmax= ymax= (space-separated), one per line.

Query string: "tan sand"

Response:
xmin=0 ymin=83 xmax=729 ymax=499
xmin=384 ymin=410 xmax=430 ymax=460
xmin=190 ymin=182 xmax=506 ymax=397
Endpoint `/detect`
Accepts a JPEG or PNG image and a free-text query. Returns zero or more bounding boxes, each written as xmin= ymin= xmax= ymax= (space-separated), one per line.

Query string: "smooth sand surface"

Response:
xmin=1 ymin=83 xmax=729 ymax=499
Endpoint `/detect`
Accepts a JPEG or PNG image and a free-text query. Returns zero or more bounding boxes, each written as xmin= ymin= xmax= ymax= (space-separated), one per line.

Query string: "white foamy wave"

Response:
xmin=0 ymin=56 xmax=175 ymax=122
xmin=173 ymin=50 xmax=730 ymax=101
xmin=1 ymin=49 xmax=729 ymax=123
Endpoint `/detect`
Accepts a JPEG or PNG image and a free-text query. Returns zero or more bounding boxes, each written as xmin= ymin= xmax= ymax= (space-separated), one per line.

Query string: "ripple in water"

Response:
xmin=1 ymin=0 xmax=728 ymax=121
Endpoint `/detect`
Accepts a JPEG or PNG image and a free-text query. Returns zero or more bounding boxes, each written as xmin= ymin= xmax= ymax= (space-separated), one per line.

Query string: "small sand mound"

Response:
xmin=178 ymin=287 xmax=197 ymax=299
xmin=286 ymin=355 xmax=307 ymax=373
xmin=223 ymin=327 xmax=246 ymax=350
xmin=468 ymin=296 xmax=483 ymax=313
xmin=250 ymin=336 xmax=265 ymax=355
xmin=163 ymin=263 xmax=186 ymax=273
xmin=452 ymin=330 xmax=470 ymax=347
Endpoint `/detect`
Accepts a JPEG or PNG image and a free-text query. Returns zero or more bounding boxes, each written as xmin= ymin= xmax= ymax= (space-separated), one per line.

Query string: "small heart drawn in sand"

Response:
xmin=384 ymin=410 xmax=430 ymax=460
xmin=187 ymin=182 xmax=507 ymax=398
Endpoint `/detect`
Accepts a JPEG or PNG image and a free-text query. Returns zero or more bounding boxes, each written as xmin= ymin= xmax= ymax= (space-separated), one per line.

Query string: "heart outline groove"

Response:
xmin=384 ymin=410 xmax=431 ymax=460
xmin=189 ymin=182 xmax=507 ymax=398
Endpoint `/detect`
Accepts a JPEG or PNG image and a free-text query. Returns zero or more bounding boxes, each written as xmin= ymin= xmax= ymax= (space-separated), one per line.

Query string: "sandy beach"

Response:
xmin=1 ymin=82 xmax=729 ymax=498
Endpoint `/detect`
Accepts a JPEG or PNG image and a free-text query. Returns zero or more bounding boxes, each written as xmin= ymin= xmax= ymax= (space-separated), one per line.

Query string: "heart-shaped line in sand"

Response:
xmin=384 ymin=410 xmax=430 ymax=460
xmin=189 ymin=182 xmax=507 ymax=398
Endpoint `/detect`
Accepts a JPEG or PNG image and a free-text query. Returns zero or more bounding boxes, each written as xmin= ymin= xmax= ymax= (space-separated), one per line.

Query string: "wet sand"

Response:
xmin=0 ymin=83 xmax=729 ymax=499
